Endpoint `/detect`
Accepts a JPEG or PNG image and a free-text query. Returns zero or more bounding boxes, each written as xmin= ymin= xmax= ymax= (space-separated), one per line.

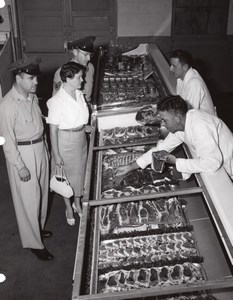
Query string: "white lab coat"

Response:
xmin=176 ymin=68 xmax=215 ymax=115
xmin=137 ymin=109 xmax=233 ymax=180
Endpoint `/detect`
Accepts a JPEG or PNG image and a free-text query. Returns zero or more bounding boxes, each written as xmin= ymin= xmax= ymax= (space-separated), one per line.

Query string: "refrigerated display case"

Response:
xmin=71 ymin=44 xmax=233 ymax=300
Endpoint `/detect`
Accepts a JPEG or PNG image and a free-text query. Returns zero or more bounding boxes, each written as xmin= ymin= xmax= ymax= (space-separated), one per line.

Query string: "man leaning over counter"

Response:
xmin=116 ymin=95 xmax=233 ymax=181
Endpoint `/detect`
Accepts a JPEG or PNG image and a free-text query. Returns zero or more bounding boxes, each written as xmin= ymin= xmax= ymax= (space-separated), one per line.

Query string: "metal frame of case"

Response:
xmin=72 ymin=44 xmax=233 ymax=300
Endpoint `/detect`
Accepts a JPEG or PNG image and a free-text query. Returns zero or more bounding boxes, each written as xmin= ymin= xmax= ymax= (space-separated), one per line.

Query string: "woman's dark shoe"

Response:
xmin=30 ymin=248 xmax=55 ymax=261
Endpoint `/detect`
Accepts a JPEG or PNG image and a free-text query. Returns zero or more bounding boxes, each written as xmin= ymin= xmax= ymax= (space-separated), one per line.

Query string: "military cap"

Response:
xmin=67 ymin=36 xmax=96 ymax=53
xmin=8 ymin=54 xmax=41 ymax=75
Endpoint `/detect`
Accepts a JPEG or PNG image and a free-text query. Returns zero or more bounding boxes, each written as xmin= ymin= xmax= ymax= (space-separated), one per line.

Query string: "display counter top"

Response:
xmin=147 ymin=43 xmax=176 ymax=95
xmin=72 ymin=43 xmax=233 ymax=300
xmin=148 ymin=42 xmax=233 ymax=261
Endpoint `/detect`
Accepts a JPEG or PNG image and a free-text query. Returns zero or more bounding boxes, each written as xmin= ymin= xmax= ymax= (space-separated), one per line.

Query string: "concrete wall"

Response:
xmin=117 ymin=0 xmax=172 ymax=37
xmin=116 ymin=0 xmax=233 ymax=93
xmin=117 ymin=0 xmax=233 ymax=37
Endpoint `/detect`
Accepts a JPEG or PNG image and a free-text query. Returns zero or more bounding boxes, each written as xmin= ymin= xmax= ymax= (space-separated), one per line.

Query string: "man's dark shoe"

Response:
xmin=41 ymin=230 xmax=53 ymax=238
xmin=30 ymin=248 xmax=55 ymax=261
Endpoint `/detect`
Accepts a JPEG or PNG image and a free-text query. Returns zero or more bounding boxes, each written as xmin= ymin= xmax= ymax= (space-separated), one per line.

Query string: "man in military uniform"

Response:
xmin=0 ymin=55 xmax=54 ymax=261
xmin=53 ymin=36 xmax=95 ymax=104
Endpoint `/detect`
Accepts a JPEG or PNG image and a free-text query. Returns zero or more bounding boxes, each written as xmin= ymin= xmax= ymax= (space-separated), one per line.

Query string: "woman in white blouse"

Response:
xmin=47 ymin=62 xmax=94 ymax=225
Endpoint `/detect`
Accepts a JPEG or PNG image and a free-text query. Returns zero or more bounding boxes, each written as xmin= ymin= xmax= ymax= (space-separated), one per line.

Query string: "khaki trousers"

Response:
xmin=6 ymin=141 xmax=49 ymax=249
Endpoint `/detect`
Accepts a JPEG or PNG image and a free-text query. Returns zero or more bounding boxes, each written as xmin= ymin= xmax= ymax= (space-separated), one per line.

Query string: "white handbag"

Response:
xmin=50 ymin=165 xmax=74 ymax=198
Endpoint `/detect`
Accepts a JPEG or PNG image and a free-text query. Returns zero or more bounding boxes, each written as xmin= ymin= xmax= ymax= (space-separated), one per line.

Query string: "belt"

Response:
xmin=17 ymin=136 xmax=43 ymax=146
xmin=60 ymin=126 xmax=85 ymax=132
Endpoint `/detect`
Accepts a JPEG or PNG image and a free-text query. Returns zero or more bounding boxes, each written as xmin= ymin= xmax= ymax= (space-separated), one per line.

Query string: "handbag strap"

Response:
xmin=55 ymin=165 xmax=69 ymax=183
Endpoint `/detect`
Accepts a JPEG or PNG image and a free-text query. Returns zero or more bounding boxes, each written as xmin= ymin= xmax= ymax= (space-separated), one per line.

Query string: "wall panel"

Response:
xmin=117 ymin=0 xmax=172 ymax=37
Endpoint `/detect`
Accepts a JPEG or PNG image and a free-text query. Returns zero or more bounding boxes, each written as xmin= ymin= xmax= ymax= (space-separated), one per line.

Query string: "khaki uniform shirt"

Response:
xmin=0 ymin=85 xmax=44 ymax=171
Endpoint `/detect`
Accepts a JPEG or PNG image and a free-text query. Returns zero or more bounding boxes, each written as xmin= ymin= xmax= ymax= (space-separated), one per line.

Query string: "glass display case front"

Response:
xmin=71 ymin=44 xmax=233 ymax=300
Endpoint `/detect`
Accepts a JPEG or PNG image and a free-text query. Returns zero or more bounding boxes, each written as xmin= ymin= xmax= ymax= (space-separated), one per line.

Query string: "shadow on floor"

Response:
xmin=0 ymin=148 xmax=80 ymax=300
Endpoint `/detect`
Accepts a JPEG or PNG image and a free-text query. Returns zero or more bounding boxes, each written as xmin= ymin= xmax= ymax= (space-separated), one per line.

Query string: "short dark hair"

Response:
xmin=170 ymin=49 xmax=193 ymax=67
xmin=60 ymin=62 xmax=86 ymax=82
xmin=157 ymin=95 xmax=188 ymax=115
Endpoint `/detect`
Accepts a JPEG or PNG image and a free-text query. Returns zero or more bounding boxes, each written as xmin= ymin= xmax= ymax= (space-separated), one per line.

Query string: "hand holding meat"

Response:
xmin=153 ymin=150 xmax=176 ymax=164
xmin=115 ymin=165 xmax=132 ymax=176
xmin=153 ymin=150 xmax=169 ymax=161
xmin=115 ymin=161 xmax=139 ymax=176
xmin=164 ymin=154 xmax=176 ymax=164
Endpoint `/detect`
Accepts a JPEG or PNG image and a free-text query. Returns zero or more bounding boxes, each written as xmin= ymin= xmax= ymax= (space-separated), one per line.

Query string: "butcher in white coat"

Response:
xmin=170 ymin=49 xmax=215 ymax=115
xmin=116 ymin=96 xmax=233 ymax=181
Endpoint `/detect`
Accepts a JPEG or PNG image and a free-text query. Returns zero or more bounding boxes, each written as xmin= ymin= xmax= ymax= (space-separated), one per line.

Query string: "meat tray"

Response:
xmin=96 ymin=49 xmax=168 ymax=111
xmin=99 ymin=146 xmax=180 ymax=200
xmin=100 ymin=124 xmax=160 ymax=146
xmin=87 ymin=194 xmax=210 ymax=297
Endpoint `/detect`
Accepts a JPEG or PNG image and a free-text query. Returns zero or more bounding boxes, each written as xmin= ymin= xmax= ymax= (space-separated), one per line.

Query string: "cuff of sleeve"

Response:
xmin=176 ymin=158 xmax=191 ymax=180
xmin=46 ymin=117 xmax=59 ymax=125
xmin=16 ymin=160 xmax=26 ymax=171
xmin=176 ymin=158 xmax=186 ymax=171
xmin=136 ymin=156 xmax=149 ymax=169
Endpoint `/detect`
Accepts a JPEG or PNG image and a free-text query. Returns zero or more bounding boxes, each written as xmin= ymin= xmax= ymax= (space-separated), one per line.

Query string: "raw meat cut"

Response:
xmin=99 ymin=197 xmax=187 ymax=236
xmin=98 ymin=262 xmax=205 ymax=293
xmin=98 ymin=231 xmax=199 ymax=270
xmin=136 ymin=105 xmax=161 ymax=125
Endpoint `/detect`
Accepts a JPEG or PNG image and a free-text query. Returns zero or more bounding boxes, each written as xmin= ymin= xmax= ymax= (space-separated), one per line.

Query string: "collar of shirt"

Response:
xmin=183 ymin=67 xmax=199 ymax=84
xmin=71 ymin=59 xmax=89 ymax=72
xmin=59 ymin=86 xmax=84 ymax=100
xmin=12 ymin=85 xmax=35 ymax=103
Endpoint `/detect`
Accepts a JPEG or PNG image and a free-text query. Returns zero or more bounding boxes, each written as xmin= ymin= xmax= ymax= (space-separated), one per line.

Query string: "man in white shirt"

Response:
xmin=170 ymin=49 xmax=215 ymax=115
xmin=53 ymin=36 xmax=95 ymax=104
xmin=116 ymin=95 xmax=233 ymax=181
